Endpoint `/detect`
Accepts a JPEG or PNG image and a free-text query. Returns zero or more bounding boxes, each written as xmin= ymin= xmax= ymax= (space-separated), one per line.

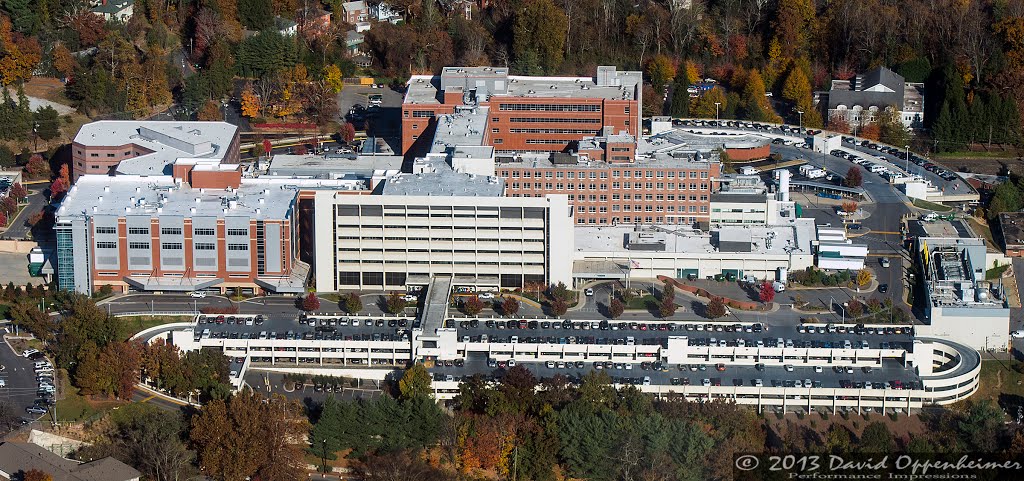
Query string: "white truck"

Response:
xmin=799 ymin=164 xmax=827 ymax=179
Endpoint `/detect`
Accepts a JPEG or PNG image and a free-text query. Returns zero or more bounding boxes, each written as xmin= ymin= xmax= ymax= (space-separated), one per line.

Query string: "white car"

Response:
xmin=477 ymin=292 xmax=495 ymax=300
xmin=1011 ymin=330 xmax=1024 ymax=339
xmin=584 ymin=288 xmax=594 ymax=296
xmin=189 ymin=291 xmax=207 ymax=298
xmin=401 ymin=294 xmax=418 ymax=302
xmin=21 ymin=349 xmax=39 ymax=358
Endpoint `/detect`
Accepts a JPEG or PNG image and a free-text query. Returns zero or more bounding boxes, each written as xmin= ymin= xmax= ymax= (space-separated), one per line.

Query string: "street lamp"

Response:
xmin=904 ymin=145 xmax=910 ymax=174
xmin=797 ymin=110 xmax=804 ymax=129
xmin=714 ymin=102 xmax=721 ymax=122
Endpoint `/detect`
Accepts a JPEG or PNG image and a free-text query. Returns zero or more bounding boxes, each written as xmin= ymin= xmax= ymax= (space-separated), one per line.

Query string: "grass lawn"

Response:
xmin=985 ymin=264 xmax=1011 ymax=280
xmin=625 ymin=294 xmax=658 ymax=310
xmin=55 ymin=383 xmax=124 ymax=422
xmin=974 ymin=359 xmax=1024 ymax=404
xmin=966 ymin=217 xmax=998 ymax=251
xmin=117 ymin=315 xmax=194 ymax=338
xmin=912 ymin=198 xmax=952 ymax=212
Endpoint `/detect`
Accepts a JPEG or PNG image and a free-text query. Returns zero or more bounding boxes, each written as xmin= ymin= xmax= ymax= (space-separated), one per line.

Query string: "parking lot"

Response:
xmin=429 ymin=352 xmax=920 ymax=392
xmin=0 ymin=340 xmax=56 ymax=424
xmin=338 ymin=84 xmax=403 ymax=140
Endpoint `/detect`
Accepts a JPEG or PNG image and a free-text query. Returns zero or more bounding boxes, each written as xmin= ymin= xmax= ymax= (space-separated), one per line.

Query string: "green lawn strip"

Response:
xmin=912 ymin=198 xmax=952 ymax=212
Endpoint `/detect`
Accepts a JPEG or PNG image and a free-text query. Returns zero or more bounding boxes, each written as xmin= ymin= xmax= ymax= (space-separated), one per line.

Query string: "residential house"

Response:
xmin=371 ymin=2 xmax=402 ymax=23
xmin=275 ymin=16 xmax=298 ymax=36
xmin=0 ymin=442 xmax=141 ymax=481
xmin=297 ymin=6 xmax=332 ymax=37
xmin=342 ymin=1 xmax=369 ymax=24
xmin=815 ymin=66 xmax=925 ymax=130
xmin=90 ymin=0 xmax=134 ymax=21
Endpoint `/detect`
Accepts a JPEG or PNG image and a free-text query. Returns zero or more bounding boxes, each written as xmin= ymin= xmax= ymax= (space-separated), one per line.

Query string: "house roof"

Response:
xmin=275 ymin=16 xmax=298 ymax=31
xmin=826 ymin=66 xmax=906 ymax=110
xmin=90 ymin=0 xmax=133 ymax=14
xmin=0 ymin=442 xmax=140 ymax=481
xmin=343 ymin=1 xmax=366 ymax=12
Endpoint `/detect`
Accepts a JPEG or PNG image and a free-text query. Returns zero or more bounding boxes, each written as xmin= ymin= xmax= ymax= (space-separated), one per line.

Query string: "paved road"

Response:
xmin=3 ymin=190 xmax=47 ymax=240
xmin=0 ymin=337 xmax=51 ymax=427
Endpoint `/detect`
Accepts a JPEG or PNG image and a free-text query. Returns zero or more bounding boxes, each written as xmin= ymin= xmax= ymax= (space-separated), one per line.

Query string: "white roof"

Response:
xmin=73 ymin=121 xmax=238 ymax=176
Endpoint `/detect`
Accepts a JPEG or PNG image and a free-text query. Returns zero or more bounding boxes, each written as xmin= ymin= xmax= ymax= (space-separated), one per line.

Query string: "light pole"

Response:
xmin=904 ymin=145 xmax=910 ymax=174
xmin=714 ymin=102 xmax=721 ymax=122
xmin=797 ymin=110 xmax=804 ymax=129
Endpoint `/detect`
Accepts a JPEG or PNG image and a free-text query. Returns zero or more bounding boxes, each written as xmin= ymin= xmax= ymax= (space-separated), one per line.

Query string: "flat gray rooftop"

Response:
xmin=496 ymin=151 xmax=717 ymax=170
xmin=574 ymin=220 xmax=815 ymax=256
xmin=381 ymin=159 xmax=504 ymax=197
xmin=266 ymin=154 xmax=402 ymax=179
xmin=404 ymin=69 xmax=642 ymax=105
xmin=74 ymin=121 xmax=237 ymax=176
xmin=640 ymin=129 xmax=769 ymax=155
xmin=56 ymin=174 xmax=309 ymax=221
xmin=430 ymin=107 xmax=489 ymax=152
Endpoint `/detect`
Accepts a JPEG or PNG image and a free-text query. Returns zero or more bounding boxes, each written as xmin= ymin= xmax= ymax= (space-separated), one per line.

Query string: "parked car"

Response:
xmin=25 ymin=406 xmax=47 ymax=415
xmin=189 ymin=291 xmax=207 ymax=298
xmin=21 ymin=349 xmax=39 ymax=358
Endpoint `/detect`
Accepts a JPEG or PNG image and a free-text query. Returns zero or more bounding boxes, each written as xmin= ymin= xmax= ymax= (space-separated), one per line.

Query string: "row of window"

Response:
xmin=502 ymin=170 xmax=709 ymax=179
xmin=101 ymin=227 xmax=222 ymax=236
xmin=575 ymin=205 xmax=708 ymax=213
xmin=507 ymin=117 xmax=601 ymax=124
xmin=561 ymin=194 xmax=708 ymax=202
xmin=227 ymin=228 xmax=249 ymax=236
xmin=498 ymin=103 xmax=601 ymax=112
xmin=505 ymin=128 xmax=600 ymax=134
xmin=98 ymin=241 xmax=219 ymax=250
xmin=509 ymin=182 xmax=709 ymax=191
xmin=576 ymin=216 xmax=698 ymax=225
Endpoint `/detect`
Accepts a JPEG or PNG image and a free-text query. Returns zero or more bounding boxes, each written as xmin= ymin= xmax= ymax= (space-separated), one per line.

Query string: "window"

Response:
xmin=123 ymin=151 xmax=130 ymax=156
xmin=494 ymin=139 xmax=503 ymax=144
xmin=498 ymin=103 xmax=600 ymax=112
xmin=95 ymin=227 xmax=116 ymax=234
xmin=90 ymin=153 xmax=99 ymax=157
xmin=161 ymin=242 xmax=183 ymax=250
xmin=412 ymin=110 xmax=434 ymax=118
xmin=227 ymin=228 xmax=248 ymax=236
xmin=227 ymin=244 xmax=249 ymax=251
xmin=195 ymin=243 xmax=216 ymax=250
xmin=690 ymin=172 xmax=698 ymax=178
xmin=194 ymin=228 xmax=215 ymax=236
xmin=508 ymin=117 xmax=601 ymax=123
xmin=96 ymin=241 xmax=117 ymax=249
xmin=106 ymin=153 xmax=116 ymax=158
xmin=128 ymin=242 xmax=150 ymax=249
xmin=128 ymin=227 xmax=149 ymax=235
xmin=160 ymin=227 xmax=182 ymax=235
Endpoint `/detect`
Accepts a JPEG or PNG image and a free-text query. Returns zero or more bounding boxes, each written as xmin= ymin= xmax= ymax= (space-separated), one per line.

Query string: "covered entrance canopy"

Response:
xmin=572 ymin=260 xmax=628 ymax=283
xmin=124 ymin=276 xmax=223 ymax=292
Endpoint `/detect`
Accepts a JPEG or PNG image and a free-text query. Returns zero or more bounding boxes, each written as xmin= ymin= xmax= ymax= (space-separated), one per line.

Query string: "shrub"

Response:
xmin=200 ymin=305 xmax=239 ymax=314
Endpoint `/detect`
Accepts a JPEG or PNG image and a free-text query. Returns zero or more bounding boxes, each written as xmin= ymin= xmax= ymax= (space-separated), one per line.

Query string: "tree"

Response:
xmin=340 ymin=122 xmax=356 ymax=144
xmin=0 ymin=211 xmax=6 ymax=227
xmin=301 ymin=292 xmax=320 ymax=311
xmin=549 ymin=298 xmax=568 ymax=317
xmin=859 ymin=123 xmax=881 ymax=141
xmin=658 ymin=282 xmax=677 ymax=318
xmin=858 ymin=422 xmax=894 ymax=453
xmin=24 ymin=153 xmax=47 ymax=178
xmin=398 ymin=364 xmax=433 ymax=400
xmin=844 ymin=166 xmax=863 ymax=187
xmin=771 ymin=0 xmax=815 ymax=58
xmin=857 ymin=269 xmax=872 ymax=288
xmin=841 ymin=201 xmax=858 ymax=214
xmin=239 ymin=0 xmax=274 ymax=30
xmin=322 ymin=64 xmax=344 ymax=93
xmin=608 ymin=298 xmax=624 ymax=319
xmin=691 ymin=87 xmax=727 ymax=119
xmin=343 ymin=293 xmax=363 ymax=314
xmin=22 ymin=469 xmax=52 ymax=481
xmin=878 ymin=106 xmax=909 ymax=147
xmin=51 ymin=43 xmax=76 ymax=80
xmin=707 ymin=297 xmax=727 ymax=319
xmin=0 ymin=196 xmax=15 ymax=216
xmin=759 ymin=281 xmax=776 ymax=304
xmin=781 ymin=65 xmax=823 ymax=127
xmin=501 ymin=296 xmax=520 ymax=317
xmin=33 ymin=106 xmax=60 ymax=141
xmin=741 ymin=69 xmax=780 ymax=123
xmin=0 ymin=14 xmax=42 ymax=86
xmin=196 ymin=100 xmax=223 ymax=121
xmin=462 ymin=295 xmax=485 ymax=316
xmin=49 ymin=164 xmax=70 ymax=199
xmin=385 ymin=292 xmax=406 ymax=314
xmin=512 ymin=0 xmax=567 ymax=74
xmin=191 ymin=392 xmax=309 ymax=481
xmin=646 ymin=55 xmax=676 ymax=93
xmin=829 ymin=112 xmax=851 ymax=133
xmin=240 ymin=83 xmax=260 ymax=118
